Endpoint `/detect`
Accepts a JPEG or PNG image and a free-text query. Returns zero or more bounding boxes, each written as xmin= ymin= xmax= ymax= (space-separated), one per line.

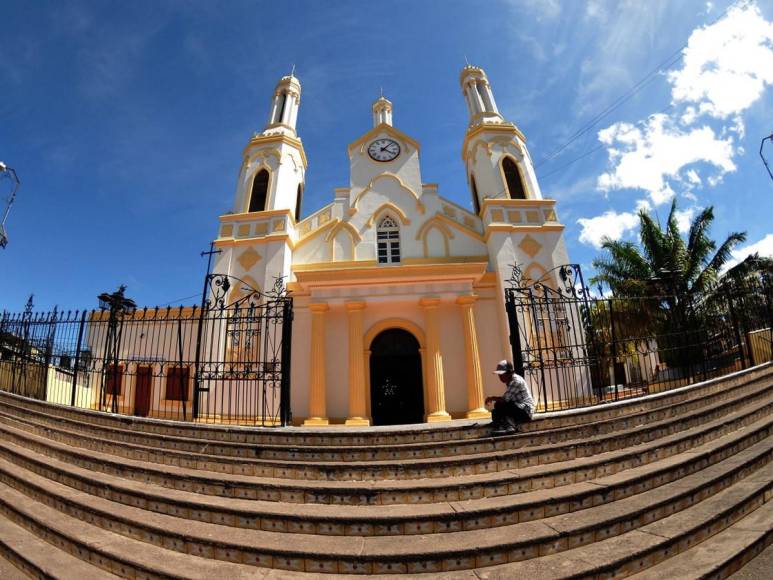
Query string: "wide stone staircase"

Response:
xmin=0 ymin=364 xmax=771 ymax=579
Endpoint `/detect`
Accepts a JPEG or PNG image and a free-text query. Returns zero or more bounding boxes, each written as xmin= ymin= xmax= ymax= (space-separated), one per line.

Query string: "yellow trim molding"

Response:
xmin=243 ymin=134 xmax=308 ymax=168
xmin=350 ymin=173 xmax=425 ymax=215
xmin=366 ymin=202 xmax=411 ymax=227
xmin=348 ymin=123 xmax=421 ymax=156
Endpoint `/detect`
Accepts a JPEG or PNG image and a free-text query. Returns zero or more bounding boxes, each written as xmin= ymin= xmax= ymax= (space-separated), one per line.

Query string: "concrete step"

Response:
xmin=0 ymin=512 xmax=117 ymax=579
xmin=1 ymin=364 xmax=769 ymax=450
xmin=0 ymin=395 xmax=769 ymax=507
xmin=2 ymin=367 xmax=769 ymax=464
xmin=0 ymin=441 xmax=769 ymax=576
xmin=0 ymin=483 xmax=276 ymax=579
xmin=1 ymin=371 xmax=769 ymax=480
xmin=629 ymin=494 xmax=773 ymax=579
xmin=0 ymin=410 xmax=770 ymax=539
xmin=1 ymin=394 xmax=770 ymax=513
xmin=473 ymin=465 xmax=773 ymax=579
xmin=3 ymin=378 xmax=770 ymax=483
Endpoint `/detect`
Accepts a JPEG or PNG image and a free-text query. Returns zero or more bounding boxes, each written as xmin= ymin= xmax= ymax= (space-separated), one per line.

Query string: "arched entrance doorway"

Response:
xmin=369 ymin=328 xmax=425 ymax=426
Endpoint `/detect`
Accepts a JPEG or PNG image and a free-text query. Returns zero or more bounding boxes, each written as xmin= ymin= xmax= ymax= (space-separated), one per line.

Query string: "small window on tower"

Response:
xmin=471 ymin=175 xmax=481 ymax=214
xmin=377 ymin=216 xmax=400 ymax=264
xmin=248 ymin=169 xmax=269 ymax=213
xmin=502 ymin=157 xmax=526 ymax=200
xmin=295 ymin=184 xmax=303 ymax=222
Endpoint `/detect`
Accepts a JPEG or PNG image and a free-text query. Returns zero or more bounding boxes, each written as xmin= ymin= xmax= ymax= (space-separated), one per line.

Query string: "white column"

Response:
xmin=478 ymin=81 xmax=494 ymax=113
xmin=469 ymin=82 xmax=485 ymax=114
xmin=268 ymin=94 xmax=280 ymax=126
xmin=289 ymin=96 xmax=299 ymax=129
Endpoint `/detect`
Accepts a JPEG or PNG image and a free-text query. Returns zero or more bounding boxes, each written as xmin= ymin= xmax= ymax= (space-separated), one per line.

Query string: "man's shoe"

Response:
xmin=492 ymin=424 xmax=517 ymax=436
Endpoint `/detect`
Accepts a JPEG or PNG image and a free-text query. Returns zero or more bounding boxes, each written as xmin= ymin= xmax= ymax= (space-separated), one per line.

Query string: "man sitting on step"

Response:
xmin=486 ymin=360 xmax=535 ymax=436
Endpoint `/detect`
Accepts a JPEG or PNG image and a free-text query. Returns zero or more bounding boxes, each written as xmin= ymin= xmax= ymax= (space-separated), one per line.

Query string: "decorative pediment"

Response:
xmin=348 ymin=123 xmax=421 ymax=157
xmin=350 ymin=173 xmax=425 ymax=215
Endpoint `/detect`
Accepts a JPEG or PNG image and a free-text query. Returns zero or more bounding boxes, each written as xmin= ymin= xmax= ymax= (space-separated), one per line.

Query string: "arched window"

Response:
xmin=377 ymin=216 xmax=400 ymax=264
xmin=502 ymin=157 xmax=526 ymax=200
xmin=470 ymin=174 xmax=481 ymax=214
xmin=248 ymin=169 xmax=269 ymax=213
xmin=295 ymin=183 xmax=303 ymax=222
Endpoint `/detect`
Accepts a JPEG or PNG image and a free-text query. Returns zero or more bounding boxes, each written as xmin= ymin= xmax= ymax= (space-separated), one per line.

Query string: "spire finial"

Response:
xmin=290 ymin=63 xmax=296 ymax=77
xmin=380 ymin=86 xmax=383 ymax=98
xmin=464 ymin=55 xmax=470 ymax=66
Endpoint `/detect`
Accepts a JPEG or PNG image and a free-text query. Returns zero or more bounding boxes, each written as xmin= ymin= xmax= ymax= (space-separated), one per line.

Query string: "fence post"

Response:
xmin=280 ymin=298 xmax=293 ymax=426
xmin=505 ymin=289 xmax=525 ymax=377
xmin=725 ymin=289 xmax=746 ymax=370
xmin=608 ymin=298 xmax=620 ymax=401
xmin=70 ymin=311 xmax=87 ymax=407
xmin=43 ymin=309 xmax=58 ymax=401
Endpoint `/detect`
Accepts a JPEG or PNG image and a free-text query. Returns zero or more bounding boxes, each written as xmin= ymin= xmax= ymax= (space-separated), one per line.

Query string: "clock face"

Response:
xmin=368 ymin=138 xmax=401 ymax=162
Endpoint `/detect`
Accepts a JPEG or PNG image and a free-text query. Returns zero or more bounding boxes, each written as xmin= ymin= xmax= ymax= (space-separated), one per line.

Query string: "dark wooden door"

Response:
xmin=134 ymin=366 xmax=152 ymax=417
xmin=369 ymin=329 xmax=424 ymax=426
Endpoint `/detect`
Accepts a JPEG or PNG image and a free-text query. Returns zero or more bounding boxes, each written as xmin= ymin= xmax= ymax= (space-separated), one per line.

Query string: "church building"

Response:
xmin=211 ymin=66 xmax=571 ymax=426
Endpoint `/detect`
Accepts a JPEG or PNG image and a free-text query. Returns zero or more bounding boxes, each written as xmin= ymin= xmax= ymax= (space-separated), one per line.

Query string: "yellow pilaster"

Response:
xmin=457 ymin=294 xmax=490 ymax=419
xmin=419 ymin=297 xmax=452 ymax=422
xmin=345 ymin=301 xmax=370 ymax=426
xmin=304 ymin=303 xmax=330 ymax=426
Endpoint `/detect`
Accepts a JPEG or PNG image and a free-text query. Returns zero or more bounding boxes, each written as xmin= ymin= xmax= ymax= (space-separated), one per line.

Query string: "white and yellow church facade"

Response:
xmin=211 ymin=66 xmax=571 ymax=426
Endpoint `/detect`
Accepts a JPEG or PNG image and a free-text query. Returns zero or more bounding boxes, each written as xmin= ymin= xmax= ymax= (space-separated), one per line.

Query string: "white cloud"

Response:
xmin=723 ymin=233 xmax=773 ymax=272
xmin=577 ymin=210 xmax=639 ymax=249
xmin=597 ymin=114 xmax=735 ymax=205
xmin=674 ymin=207 xmax=697 ymax=234
xmin=669 ymin=3 xmax=773 ymax=120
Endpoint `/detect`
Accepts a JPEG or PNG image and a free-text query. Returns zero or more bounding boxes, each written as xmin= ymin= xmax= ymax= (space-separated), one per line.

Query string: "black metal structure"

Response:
xmin=505 ymin=263 xmax=773 ymax=413
xmin=0 ymin=275 xmax=293 ymax=427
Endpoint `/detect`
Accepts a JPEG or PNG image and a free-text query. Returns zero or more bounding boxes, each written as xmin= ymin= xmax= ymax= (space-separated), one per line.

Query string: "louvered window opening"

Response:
xmin=377 ymin=216 xmax=401 ymax=264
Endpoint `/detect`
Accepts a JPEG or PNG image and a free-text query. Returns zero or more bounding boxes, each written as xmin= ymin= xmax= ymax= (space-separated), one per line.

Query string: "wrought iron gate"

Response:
xmin=505 ymin=263 xmax=773 ymax=413
xmin=505 ymin=264 xmax=601 ymax=412
xmin=192 ymin=275 xmax=294 ymax=426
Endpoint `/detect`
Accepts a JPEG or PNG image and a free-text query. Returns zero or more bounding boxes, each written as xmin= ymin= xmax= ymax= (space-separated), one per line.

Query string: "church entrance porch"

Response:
xmin=369 ymin=328 xmax=424 ymax=426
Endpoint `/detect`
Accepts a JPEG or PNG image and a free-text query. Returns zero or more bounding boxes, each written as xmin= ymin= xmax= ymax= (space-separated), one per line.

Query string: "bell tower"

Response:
xmin=460 ymin=65 xmax=542 ymax=214
xmin=463 ymin=64 xmax=571 ymax=350
xmin=232 ymin=74 xmax=307 ymax=222
xmin=211 ymin=73 xmax=306 ymax=299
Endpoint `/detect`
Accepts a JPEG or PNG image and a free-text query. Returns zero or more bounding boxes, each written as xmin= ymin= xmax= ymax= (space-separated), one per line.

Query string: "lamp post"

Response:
xmin=0 ymin=161 xmax=20 ymax=249
xmin=97 ymin=286 xmax=136 ymax=413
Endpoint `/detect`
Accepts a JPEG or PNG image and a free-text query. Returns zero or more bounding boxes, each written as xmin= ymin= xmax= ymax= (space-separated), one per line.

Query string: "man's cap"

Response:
xmin=493 ymin=360 xmax=514 ymax=374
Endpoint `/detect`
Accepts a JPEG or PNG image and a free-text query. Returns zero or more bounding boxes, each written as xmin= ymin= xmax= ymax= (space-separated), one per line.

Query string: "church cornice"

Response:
xmin=243 ymin=134 xmax=308 ymax=167
xmin=461 ymin=122 xmax=526 ymax=162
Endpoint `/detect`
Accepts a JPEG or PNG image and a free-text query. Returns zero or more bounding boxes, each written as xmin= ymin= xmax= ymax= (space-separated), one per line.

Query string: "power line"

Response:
xmin=535 ymin=0 xmax=749 ymax=171
xmin=158 ymin=293 xmax=201 ymax=307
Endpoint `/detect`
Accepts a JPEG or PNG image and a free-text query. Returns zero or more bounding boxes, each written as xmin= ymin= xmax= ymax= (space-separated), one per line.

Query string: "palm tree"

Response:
xmin=591 ymin=199 xmax=747 ymax=302
xmin=590 ymin=200 xmax=747 ymax=371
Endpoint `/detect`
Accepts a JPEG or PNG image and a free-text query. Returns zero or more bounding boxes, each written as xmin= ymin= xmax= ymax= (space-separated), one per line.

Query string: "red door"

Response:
xmin=134 ymin=366 xmax=152 ymax=417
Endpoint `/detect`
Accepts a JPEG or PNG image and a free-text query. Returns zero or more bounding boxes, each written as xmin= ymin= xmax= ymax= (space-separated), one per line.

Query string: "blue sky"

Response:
xmin=1 ymin=0 xmax=772 ymax=311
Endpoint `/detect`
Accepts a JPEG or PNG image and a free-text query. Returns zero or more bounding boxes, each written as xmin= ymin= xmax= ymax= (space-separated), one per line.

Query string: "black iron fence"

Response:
xmin=506 ymin=264 xmax=773 ymax=413
xmin=0 ymin=275 xmax=293 ymax=426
